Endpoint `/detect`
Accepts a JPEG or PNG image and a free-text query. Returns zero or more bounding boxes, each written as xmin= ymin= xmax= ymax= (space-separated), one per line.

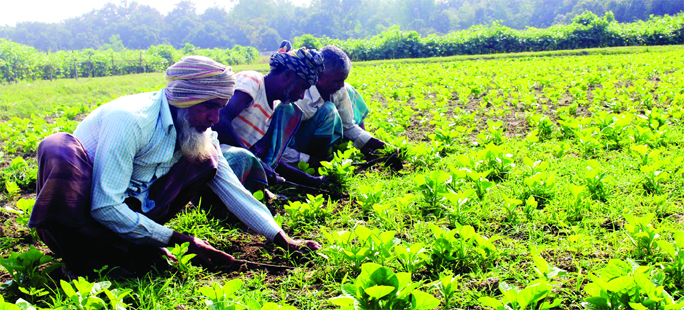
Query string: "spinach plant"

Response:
xmin=328 ymin=263 xmax=440 ymax=310
xmin=0 ymin=247 xmax=62 ymax=293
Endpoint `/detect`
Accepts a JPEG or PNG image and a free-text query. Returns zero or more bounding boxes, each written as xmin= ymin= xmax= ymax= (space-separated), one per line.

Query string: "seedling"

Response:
xmin=328 ymin=263 xmax=440 ymax=310
xmin=581 ymin=259 xmax=683 ymax=309
xmin=166 ymin=242 xmax=196 ymax=273
xmin=393 ymin=242 xmax=429 ymax=273
xmin=657 ymin=231 xmax=684 ymax=289
xmin=624 ymin=213 xmax=662 ymax=258
xmin=478 ymin=281 xmax=560 ymax=310
xmin=58 ymin=277 xmax=132 ymax=310
xmin=583 ymin=160 xmax=611 ymax=202
xmin=0 ymin=247 xmax=62 ymax=293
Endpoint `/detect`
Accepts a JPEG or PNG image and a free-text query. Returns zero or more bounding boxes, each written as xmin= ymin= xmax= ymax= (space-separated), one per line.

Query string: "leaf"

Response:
xmin=478 ymin=297 xmax=504 ymax=309
xmin=410 ymin=290 xmax=440 ymax=309
xmin=364 ymin=285 xmax=395 ymax=299
xmin=253 ymin=190 xmax=264 ymax=201
xmin=533 ymin=255 xmax=549 ymax=274
xmin=328 ymin=296 xmax=355 ymax=306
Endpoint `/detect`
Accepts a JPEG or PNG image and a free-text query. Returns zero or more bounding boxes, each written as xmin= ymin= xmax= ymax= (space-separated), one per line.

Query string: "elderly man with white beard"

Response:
xmin=28 ymin=56 xmax=320 ymax=277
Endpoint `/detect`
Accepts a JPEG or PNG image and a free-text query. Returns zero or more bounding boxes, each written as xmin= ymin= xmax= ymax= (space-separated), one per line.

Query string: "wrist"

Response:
xmin=168 ymin=231 xmax=191 ymax=247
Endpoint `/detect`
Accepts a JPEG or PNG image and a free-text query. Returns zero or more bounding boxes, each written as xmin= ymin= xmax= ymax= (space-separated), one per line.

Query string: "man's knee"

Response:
xmin=313 ymin=101 xmax=340 ymax=125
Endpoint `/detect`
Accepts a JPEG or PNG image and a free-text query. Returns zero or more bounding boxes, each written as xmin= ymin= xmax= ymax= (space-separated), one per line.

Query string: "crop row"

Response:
xmin=1 ymin=48 xmax=684 ymax=308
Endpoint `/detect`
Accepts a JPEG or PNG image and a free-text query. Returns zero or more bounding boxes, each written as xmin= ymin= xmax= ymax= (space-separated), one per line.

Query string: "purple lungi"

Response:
xmin=28 ymin=132 xmax=218 ymax=275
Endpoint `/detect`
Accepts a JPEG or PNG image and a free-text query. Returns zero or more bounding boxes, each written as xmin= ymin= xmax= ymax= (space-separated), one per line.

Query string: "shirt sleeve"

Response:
xmin=281 ymin=147 xmax=311 ymax=165
xmin=89 ymin=111 xmax=173 ymax=246
xmin=332 ymin=86 xmax=373 ymax=149
xmin=234 ymin=72 xmax=261 ymax=102
xmin=207 ymin=135 xmax=283 ymax=241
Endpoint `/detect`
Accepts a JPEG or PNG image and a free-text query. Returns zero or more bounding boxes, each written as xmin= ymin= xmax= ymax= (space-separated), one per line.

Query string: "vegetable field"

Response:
xmin=2 ymin=47 xmax=684 ymax=309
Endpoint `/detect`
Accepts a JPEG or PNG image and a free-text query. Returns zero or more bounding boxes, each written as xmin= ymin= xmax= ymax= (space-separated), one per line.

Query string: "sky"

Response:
xmin=0 ymin=0 xmax=311 ymax=27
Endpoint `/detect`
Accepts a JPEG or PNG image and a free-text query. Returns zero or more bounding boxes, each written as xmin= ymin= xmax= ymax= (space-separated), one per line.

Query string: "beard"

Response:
xmin=176 ymin=108 xmax=214 ymax=163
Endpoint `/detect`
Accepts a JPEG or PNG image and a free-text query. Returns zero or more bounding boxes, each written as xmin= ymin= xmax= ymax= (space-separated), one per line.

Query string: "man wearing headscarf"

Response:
xmin=212 ymin=46 xmax=328 ymax=187
xmin=281 ymin=45 xmax=395 ymax=168
xmin=28 ymin=56 xmax=320 ymax=276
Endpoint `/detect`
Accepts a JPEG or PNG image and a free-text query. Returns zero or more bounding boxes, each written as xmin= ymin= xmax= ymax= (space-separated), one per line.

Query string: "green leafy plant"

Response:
xmin=581 ymin=259 xmax=683 ymax=310
xmin=431 ymin=271 xmax=460 ymax=309
xmin=4 ymin=198 xmax=35 ymax=232
xmin=429 ymin=223 xmax=501 ymax=273
xmin=501 ymin=193 xmax=522 ymax=223
xmin=57 ymin=277 xmax=132 ymax=310
xmin=4 ymin=180 xmax=21 ymax=201
xmin=640 ymin=160 xmax=669 ymax=195
xmin=413 ymin=170 xmax=451 ymax=210
xmin=479 ymin=281 xmax=560 ymax=310
xmin=548 ymin=142 xmax=570 ymax=158
xmin=583 ymin=160 xmax=611 ymax=202
xmin=630 ymin=145 xmax=660 ymax=167
xmin=392 ymin=242 xmax=428 ymax=273
xmin=297 ymin=161 xmax=316 ymax=175
xmin=320 ymin=226 xmax=399 ymax=270
xmin=566 ymin=184 xmax=588 ymax=221
xmin=522 ymin=171 xmax=556 ymax=204
xmin=657 ymin=231 xmax=684 ymax=290
xmin=477 ymin=120 xmax=507 ymax=146
xmin=319 ymin=149 xmax=355 ymax=191
xmin=527 ymin=114 xmax=555 ymax=141
xmin=283 ymin=194 xmax=332 ymax=226
xmin=199 ymin=279 xmax=244 ymax=310
xmin=355 ymin=183 xmax=385 ymax=213
xmin=624 ymin=213 xmax=662 ymax=258
xmin=0 ymin=247 xmax=62 ymax=294
xmin=166 ymin=242 xmax=196 ymax=273
xmin=328 ymin=263 xmax=440 ymax=310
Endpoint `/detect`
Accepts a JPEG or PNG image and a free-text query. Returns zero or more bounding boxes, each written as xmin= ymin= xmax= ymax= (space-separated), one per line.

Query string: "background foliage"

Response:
xmin=0 ymin=0 xmax=682 ymax=52
xmin=0 ymin=40 xmax=258 ymax=82
xmin=294 ymin=11 xmax=684 ymax=61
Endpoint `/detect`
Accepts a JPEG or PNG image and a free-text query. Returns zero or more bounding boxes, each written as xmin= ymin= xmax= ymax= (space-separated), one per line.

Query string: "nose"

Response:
xmin=207 ymin=108 xmax=220 ymax=124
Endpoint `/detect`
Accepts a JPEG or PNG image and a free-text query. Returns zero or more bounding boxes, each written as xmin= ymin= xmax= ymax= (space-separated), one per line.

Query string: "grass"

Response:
xmin=0 ymin=73 xmax=166 ymax=120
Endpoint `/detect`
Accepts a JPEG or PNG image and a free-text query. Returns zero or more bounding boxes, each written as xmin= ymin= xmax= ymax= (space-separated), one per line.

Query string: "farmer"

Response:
xmin=28 ymin=56 xmax=320 ymax=277
xmin=212 ymin=47 xmax=327 ymax=187
xmin=281 ymin=44 xmax=390 ymax=167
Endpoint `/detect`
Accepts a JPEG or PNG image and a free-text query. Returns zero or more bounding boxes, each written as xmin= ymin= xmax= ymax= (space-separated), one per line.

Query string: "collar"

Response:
xmin=158 ymin=89 xmax=175 ymax=134
xmin=308 ymin=85 xmax=324 ymax=105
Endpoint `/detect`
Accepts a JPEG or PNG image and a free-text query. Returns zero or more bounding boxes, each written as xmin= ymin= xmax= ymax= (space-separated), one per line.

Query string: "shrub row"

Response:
xmin=0 ymin=42 xmax=259 ymax=83
xmin=294 ymin=11 xmax=684 ymax=61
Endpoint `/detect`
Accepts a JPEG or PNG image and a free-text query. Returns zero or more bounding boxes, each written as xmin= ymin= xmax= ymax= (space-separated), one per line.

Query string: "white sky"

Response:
xmin=0 ymin=0 xmax=311 ymax=27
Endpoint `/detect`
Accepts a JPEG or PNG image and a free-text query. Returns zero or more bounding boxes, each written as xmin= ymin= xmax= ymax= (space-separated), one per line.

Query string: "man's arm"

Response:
xmin=213 ymin=90 xmax=253 ymax=149
xmin=208 ymin=139 xmax=283 ymax=241
xmin=333 ymin=85 xmax=375 ymax=150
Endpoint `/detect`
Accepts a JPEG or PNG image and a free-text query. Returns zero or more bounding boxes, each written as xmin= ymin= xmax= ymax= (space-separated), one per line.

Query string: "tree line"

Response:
xmin=0 ymin=0 xmax=683 ymax=52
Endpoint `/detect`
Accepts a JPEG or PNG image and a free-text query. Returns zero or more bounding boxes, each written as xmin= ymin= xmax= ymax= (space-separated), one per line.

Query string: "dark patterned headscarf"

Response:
xmin=270 ymin=41 xmax=324 ymax=87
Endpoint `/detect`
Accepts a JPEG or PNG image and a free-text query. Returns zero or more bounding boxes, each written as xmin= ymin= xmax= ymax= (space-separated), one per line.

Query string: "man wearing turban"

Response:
xmin=28 ymin=56 xmax=319 ymax=276
xmin=281 ymin=45 xmax=393 ymax=168
xmin=212 ymin=47 xmax=328 ymax=187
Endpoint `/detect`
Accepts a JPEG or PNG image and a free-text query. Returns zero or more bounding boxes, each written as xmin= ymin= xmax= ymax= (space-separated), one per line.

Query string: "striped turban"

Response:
xmin=164 ymin=55 xmax=236 ymax=108
xmin=270 ymin=43 xmax=324 ymax=87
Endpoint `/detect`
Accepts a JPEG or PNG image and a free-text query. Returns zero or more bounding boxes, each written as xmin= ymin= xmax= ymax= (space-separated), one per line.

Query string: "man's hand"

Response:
xmin=360 ymin=137 xmax=387 ymax=159
xmin=168 ymin=231 xmax=235 ymax=269
xmin=273 ymin=231 xmax=321 ymax=255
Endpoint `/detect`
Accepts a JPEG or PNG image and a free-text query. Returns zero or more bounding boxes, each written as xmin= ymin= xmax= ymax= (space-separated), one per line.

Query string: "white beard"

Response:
xmin=176 ymin=108 xmax=214 ymax=163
